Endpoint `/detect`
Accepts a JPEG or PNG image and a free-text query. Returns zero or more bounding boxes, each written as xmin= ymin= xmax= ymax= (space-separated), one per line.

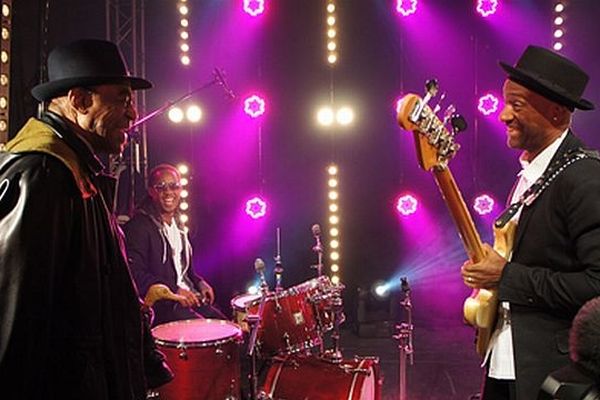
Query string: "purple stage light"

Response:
xmin=476 ymin=0 xmax=498 ymax=17
xmin=245 ymin=196 xmax=267 ymax=219
xmin=473 ymin=194 xmax=495 ymax=215
xmin=243 ymin=0 xmax=265 ymax=17
xmin=477 ymin=93 xmax=499 ymax=116
xmin=396 ymin=0 xmax=417 ymax=17
xmin=244 ymin=95 xmax=266 ymax=118
xmin=396 ymin=194 xmax=418 ymax=216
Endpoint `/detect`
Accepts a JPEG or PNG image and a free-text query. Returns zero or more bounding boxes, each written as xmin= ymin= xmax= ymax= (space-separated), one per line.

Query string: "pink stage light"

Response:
xmin=473 ymin=194 xmax=495 ymax=215
xmin=477 ymin=93 xmax=499 ymax=116
xmin=244 ymin=95 xmax=266 ymax=118
xmin=245 ymin=197 xmax=267 ymax=219
xmin=396 ymin=194 xmax=418 ymax=216
xmin=476 ymin=0 xmax=498 ymax=17
xmin=396 ymin=0 xmax=417 ymax=17
xmin=243 ymin=0 xmax=265 ymax=17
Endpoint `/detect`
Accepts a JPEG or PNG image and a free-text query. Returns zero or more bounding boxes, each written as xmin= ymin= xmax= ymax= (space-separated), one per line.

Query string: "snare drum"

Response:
xmin=231 ymin=293 xmax=262 ymax=332
xmin=261 ymin=355 xmax=381 ymax=400
xmin=152 ymin=319 xmax=242 ymax=400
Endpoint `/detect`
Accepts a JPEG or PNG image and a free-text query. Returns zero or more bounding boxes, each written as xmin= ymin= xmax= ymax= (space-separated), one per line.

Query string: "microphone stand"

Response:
xmin=393 ymin=277 xmax=414 ymax=400
xmin=274 ymin=227 xmax=283 ymax=293
xmin=310 ymin=225 xmax=324 ymax=277
xmin=247 ymin=262 xmax=269 ymax=400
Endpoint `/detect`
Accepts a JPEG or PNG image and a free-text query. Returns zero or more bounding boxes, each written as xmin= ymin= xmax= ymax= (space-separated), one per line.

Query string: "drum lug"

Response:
xmin=177 ymin=343 xmax=188 ymax=360
xmin=215 ymin=346 xmax=224 ymax=355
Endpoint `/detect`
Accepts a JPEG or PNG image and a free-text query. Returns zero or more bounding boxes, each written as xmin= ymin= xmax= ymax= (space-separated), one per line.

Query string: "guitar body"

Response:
xmin=397 ymin=92 xmax=516 ymax=357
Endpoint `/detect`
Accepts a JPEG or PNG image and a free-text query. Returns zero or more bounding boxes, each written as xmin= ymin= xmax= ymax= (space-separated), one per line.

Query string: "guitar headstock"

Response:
xmin=397 ymin=80 xmax=466 ymax=171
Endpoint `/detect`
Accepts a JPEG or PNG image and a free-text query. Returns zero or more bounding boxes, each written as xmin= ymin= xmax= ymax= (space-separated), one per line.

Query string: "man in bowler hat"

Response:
xmin=0 ymin=39 xmax=170 ymax=399
xmin=461 ymin=46 xmax=600 ymax=399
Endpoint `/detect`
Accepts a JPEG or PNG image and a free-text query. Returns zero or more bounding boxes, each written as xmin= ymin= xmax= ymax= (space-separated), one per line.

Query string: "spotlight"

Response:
xmin=330 ymin=227 xmax=339 ymax=237
xmin=180 ymin=31 xmax=189 ymax=40
xmin=327 ymin=165 xmax=338 ymax=175
xmin=476 ymin=0 xmax=498 ymax=17
xmin=477 ymin=93 xmax=499 ymax=116
xmin=243 ymin=0 xmax=265 ymax=17
xmin=244 ymin=95 xmax=266 ymax=118
xmin=473 ymin=194 xmax=495 ymax=215
xmin=336 ymin=106 xmax=355 ymax=126
xmin=317 ymin=107 xmax=335 ymax=126
xmin=554 ymin=16 xmax=564 ymax=25
xmin=168 ymin=107 xmax=184 ymax=123
xmin=396 ymin=0 xmax=417 ymax=17
xmin=180 ymin=18 xmax=189 ymax=27
xmin=328 ymin=190 xmax=339 ymax=200
xmin=245 ymin=196 xmax=267 ymax=219
xmin=328 ymin=178 xmax=338 ymax=188
xmin=327 ymin=53 xmax=338 ymax=65
xmin=327 ymin=3 xmax=335 ymax=13
xmin=327 ymin=28 xmax=336 ymax=38
xmin=186 ymin=105 xmax=203 ymax=123
xmin=554 ymin=3 xmax=565 ymax=13
xmin=180 ymin=55 xmax=190 ymax=65
xmin=373 ymin=281 xmax=391 ymax=298
xmin=177 ymin=164 xmax=189 ymax=175
xmin=327 ymin=41 xmax=337 ymax=51
xmin=396 ymin=194 xmax=418 ymax=216
xmin=553 ymin=42 xmax=564 ymax=51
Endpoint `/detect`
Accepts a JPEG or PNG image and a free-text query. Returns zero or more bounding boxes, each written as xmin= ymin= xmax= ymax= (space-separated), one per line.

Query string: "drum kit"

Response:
xmin=148 ymin=226 xmax=382 ymax=400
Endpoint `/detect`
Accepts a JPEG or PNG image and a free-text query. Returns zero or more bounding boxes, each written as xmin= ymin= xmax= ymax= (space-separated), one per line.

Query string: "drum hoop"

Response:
xmin=153 ymin=319 xmax=242 ymax=348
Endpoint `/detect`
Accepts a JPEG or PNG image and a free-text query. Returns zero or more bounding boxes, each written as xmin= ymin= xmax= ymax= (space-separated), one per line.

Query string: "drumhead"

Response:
xmin=152 ymin=319 xmax=242 ymax=347
xmin=231 ymin=293 xmax=262 ymax=309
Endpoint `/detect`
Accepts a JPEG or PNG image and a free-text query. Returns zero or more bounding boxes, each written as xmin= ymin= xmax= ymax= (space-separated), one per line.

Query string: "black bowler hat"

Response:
xmin=31 ymin=39 xmax=152 ymax=101
xmin=499 ymin=45 xmax=594 ymax=111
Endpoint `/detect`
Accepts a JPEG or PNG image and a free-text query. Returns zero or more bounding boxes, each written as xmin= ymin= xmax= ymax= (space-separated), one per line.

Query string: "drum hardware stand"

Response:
xmin=321 ymin=289 xmax=344 ymax=363
xmin=274 ymin=227 xmax=284 ymax=293
xmin=247 ymin=258 xmax=270 ymax=400
xmin=393 ymin=277 xmax=414 ymax=400
xmin=310 ymin=224 xmax=324 ymax=277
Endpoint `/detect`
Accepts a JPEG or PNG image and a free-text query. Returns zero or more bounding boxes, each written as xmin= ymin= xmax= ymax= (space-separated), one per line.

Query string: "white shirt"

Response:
xmin=164 ymin=218 xmax=192 ymax=291
xmin=487 ymin=130 xmax=568 ymax=379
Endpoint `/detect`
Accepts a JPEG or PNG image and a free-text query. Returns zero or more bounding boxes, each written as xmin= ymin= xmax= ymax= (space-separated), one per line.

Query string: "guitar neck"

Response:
xmin=433 ymin=167 xmax=485 ymax=263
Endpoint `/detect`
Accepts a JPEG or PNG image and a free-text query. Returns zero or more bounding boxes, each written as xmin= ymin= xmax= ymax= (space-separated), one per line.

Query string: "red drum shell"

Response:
xmin=261 ymin=355 xmax=381 ymax=400
xmin=152 ymin=319 xmax=242 ymax=400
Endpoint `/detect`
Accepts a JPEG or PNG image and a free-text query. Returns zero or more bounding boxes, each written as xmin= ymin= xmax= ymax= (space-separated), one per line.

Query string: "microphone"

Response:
xmin=213 ymin=68 xmax=236 ymax=100
xmin=311 ymin=224 xmax=323 ymax=254
xmin=254 ymin=258 xmax=268 ymax=292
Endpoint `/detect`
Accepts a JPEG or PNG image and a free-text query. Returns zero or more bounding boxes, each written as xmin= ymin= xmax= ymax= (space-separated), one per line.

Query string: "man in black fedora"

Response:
xmin=461 ymin=45 xmax=600 ymax=399
xmin=0 ymin=39 xmax=171 ymax=399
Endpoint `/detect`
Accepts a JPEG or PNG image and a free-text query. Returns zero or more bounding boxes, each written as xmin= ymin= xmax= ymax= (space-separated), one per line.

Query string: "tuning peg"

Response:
xmin=425 ymin=79 xmax=439 ymax=97
xmin=450 ymin=114 xmax=468 ymax=133
xmin=432 ymin=92 xmax=446 ymax=114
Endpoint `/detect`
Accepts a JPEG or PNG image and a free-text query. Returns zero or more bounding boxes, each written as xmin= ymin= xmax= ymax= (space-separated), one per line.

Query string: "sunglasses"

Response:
xmin=152 ymin=182 xmax=182 ymax=192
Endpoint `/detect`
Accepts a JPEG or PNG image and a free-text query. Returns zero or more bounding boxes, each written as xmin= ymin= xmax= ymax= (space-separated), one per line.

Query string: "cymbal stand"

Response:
xmin=247 ymin=262 xmax=269 ymax=400
xmin=393 ymin=277 xmax=414 ymax=400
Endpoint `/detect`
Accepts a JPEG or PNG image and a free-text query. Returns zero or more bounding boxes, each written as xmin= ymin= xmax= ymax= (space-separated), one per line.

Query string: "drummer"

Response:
xmin=124 ymin=163 xmax=226 ymax=325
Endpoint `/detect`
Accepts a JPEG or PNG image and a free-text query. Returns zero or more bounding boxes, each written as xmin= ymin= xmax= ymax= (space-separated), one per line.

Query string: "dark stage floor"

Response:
xmin=332 ymin=323 xmax=484 ymax=400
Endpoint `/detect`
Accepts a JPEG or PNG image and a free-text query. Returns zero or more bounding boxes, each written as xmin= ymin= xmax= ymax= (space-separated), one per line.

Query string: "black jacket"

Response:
xmin=499 ymin=132 xmax=600 ymax=399
xmin=0 ymin=114 xmax=147 ymax=399
xmin=124 ymin=201 xmax=206 ymax=326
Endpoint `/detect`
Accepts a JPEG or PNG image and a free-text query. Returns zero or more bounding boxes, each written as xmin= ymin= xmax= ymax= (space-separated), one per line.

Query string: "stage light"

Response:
xmin=168 ymin=107 xmax=184 ymax=123
xmin=328 ymin=165 xmax=338 ymax=175
xmin=327 ymin=28 xmax=336 ymax=38
xmin=329 ymin=215 xmax=339 ymax=225
xmin=329 ymin=203 xmax=338 ymax=213
xmin=180 ymin=31 xmax=189 ymax=40
xmin=327 ymin=41 xmax=336 ymax=51
xmin=330 ymin=227 xmax=339 ymax=237
xmin=553 ymin=28 xmax=564 ymax=38
xmin=330 ymin=239 xmax=339 ymax=249
xmin=179 ymin=5 xmax=188 ymax=15
xmin=180 ymin=177 xmax=189 ymax=186
xmin=180 ymin=43 xmax=189 ymax=52
xmin=331 ymin=264 xmax=339 ymax=272
xmin=247 ymin=284 xmax=259 ymax=295
xmin=477 ymin=93 xmax=499 ymax=116
xmin=396 ymin=194 xmax=418 ymax=216
xmin=476 ymin=0 xmax=498 ymax=17
xmin=373 ymin=281 xmax=391 ymax=298
xmin=396 ymin=0 xmax=417 ymax=17
xmin=180 ymin=55 xmax=190 ymax=66
xmin=328 ymin=190 xmax=339 ymax=200
xmin=179 ymin=201 xmax=189 ymax=211
xmin=554 ymin=16 xmax=564 ymax=25
xmin=327 ymin=53 xmax=338 ymax=65
xmin=473 ymin=194 xmax=495 ymax=215
xmin=180 ymin=189 xmax=189 ymax=199
xmin=331 ymin=275 xmax=340 ymax=285
xmin=243 ymin=0 xmax=265 ymax=17
xmin=0 ymin=0 xmax=7 ymax=143
xmin=177 ymin=164 xmax=189 ymax=175
xmin=1 ymin=4 xmax=9 ymax=17
xmin=186 ymin=105 xmax=203 ymax=123
xmin=179 ymin=214 xmax=189 ymax=224
xmin=554 ymin=3 xmax=565 ymax=13
xmin=328 ymin=178 xmax=338 ymax=188
xmin=317 ymin=107 xmax=335 ymax=126
xmin=327 ymin=16 xmax=336 ymax=26
xmin=244 ymin=95 xmax=266 ymax=118
xmin=245 ymin=196 xmax=267 ymax=219
xmin=330 ymin=251 xmax=340 ymax=261
xmin=180 ymin=18 xmax=188 ymax=27
xmin=327 ymin=3 xmax=335 ymax=13
xmin=336 ymin=106 xmax=355 ymax=125
xmin=553 ymin=42 xmax=563 ymax=51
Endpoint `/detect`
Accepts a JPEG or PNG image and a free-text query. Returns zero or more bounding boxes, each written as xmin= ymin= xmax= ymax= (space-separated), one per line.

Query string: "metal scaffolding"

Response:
xmin=105 ymin=0 xmax=148 ymax=214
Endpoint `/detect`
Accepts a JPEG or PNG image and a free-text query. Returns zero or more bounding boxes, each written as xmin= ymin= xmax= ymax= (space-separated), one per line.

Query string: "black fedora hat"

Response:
xmin=31 ymin=39 xmax=152 ymax=101
xmin=499 ymin=45 xmax=594 ymax=111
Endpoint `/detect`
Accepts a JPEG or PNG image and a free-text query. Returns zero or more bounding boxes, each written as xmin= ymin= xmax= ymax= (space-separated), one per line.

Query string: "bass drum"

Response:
xmin=260 ymin=355 xmax=381 ymax=400
xmin=152 ymin=319 xmax=242 ymax=400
